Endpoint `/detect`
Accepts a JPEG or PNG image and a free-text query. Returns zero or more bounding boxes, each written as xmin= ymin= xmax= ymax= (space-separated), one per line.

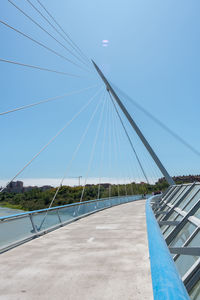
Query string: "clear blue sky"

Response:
xmin=0 ymin=0 xmax=200 ymax=186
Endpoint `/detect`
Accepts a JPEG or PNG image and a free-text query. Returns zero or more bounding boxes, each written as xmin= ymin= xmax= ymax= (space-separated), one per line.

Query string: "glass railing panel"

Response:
xmin=116 ymin=198 xmax=120 ymax=205
xmin=76 ymin=203 xmax=87 ymax=216
xmin=163 ymin=215 xmax=183 ymax=237
xmin=183 ymin=191 xmax=200 ymax=212
xmin=189 ymin=279 xmax=200 ymax=300
xmin=119 ymin=197 xmax=122 ymax=204
xmin=161 ymin=186 xmax=171 ymax=198
xmin=160 ymin=211 xmax=178 ymax=230
xmin=117 ymin=197 xmax=122 ymax=203
xmin=163 ymin=205 xmax=171 ymax=212
xmin=175 ymin=254 xmax=199 ymax=278
xmin=104 ymin=199 xmax=109 ymax=207
xmin=104 ymin=199 xmax=111 ymax=207
xmin=179 ymin=185 xmax=200 ymax=209
xmin=194 ymin=207 xmax=200 ymax=218
xmin=127 ymin=197 xmax=131 ymax=202
xmin=170 ymin=186 xmax=188 ymax=205
xmin=122 ymin=197 xmax=126 ymax=203
xmin=32 ymin=210 xmax=60 ymax=232
xmin=162 ymin=186 xmax=174 ymax=200
xmin=175 ymin=231 xmax=200 ymax=277
xmin=86 ymin=202 xmax=96 ymax=213
xmin=160 ymin=212 xmax=177 ymax=232
xmin=167 ymin=211 xmax=179 ymax=221
xmin=169 ymin=221 xmax=196 ymax=247
xmin=59 ymin=206 xmax=76 ymax=223
xmin=171 ymin=185 xmax=191 ymax=205
xmin=97 ymin=200 xmax=105 ymax=209
xmin=118 ymin=197 xmax=122 ymax=204
xmin=111 ymin=198 xmax=117 ymax=206
xmin=0 ymin=215 xmax=33 ymax=249
xmin=157 ymin=213 xmax=166 ymax=221
xmin=116 ymin=197 xmax=119 ymax=204
xmin=164 ymin=186 xmax=178 ymax=201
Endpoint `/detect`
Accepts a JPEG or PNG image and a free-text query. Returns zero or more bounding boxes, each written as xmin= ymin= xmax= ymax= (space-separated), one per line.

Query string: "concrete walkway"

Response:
xmin=0 ymin=200 xmax=153 ymax=300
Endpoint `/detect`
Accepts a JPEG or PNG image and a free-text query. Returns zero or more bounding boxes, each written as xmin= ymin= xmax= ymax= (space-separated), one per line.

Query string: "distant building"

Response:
xmin=6 ymin=181 xmax=23 ymax=193
xmin=23 ymin=186 xmax=38 ymax=192
xmin=40 ymin=185 xmax=53 ymax=191
xmin=98 ymin=183 xmax=110 ymax=188
xmin=3 ymin=181 xmax=53 ymax=193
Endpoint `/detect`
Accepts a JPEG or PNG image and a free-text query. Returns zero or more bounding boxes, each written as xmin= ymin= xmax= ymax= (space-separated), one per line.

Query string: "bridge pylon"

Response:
xmin=92 ymin=60 xmax=175 ymax=186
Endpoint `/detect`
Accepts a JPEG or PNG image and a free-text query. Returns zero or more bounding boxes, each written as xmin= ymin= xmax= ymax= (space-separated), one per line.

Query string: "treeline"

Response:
xmin=0 ymin=181 xmax=169 ymax=211
xmin=158 ymin=175 xmax=200 ymax=184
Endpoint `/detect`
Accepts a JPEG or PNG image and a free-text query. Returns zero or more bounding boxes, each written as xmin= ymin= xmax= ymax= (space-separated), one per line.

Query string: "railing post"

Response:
xmin=57 ymin=209 xmax=62 ymax=224
xmin=95 ymin=199 xmax=99 ymax=210
xmin=29 ymin=214 xmax=38 ymax=234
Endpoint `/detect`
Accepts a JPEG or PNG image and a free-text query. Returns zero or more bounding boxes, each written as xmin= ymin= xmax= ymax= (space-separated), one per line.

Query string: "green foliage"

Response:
xmin=0 ymin=181 xmax=168 ymax=211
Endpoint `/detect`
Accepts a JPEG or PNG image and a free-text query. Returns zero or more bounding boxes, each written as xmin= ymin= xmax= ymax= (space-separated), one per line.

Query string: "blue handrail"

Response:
xmin=146 ymin=196 xmax=190 ymax=300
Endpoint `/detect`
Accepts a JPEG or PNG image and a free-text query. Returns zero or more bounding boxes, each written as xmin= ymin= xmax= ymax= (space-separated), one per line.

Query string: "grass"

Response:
xmin=0 ymin=202 xmax=25 ymax=211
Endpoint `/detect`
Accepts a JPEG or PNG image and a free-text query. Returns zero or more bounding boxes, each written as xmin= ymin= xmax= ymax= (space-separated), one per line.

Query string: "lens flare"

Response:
xmin=102 ymin=39 xmax=109 ymax=47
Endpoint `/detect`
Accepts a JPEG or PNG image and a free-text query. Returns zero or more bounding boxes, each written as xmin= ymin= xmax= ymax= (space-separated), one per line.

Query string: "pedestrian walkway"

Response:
xmin=0 ymin=200 xmax=153 ymax=300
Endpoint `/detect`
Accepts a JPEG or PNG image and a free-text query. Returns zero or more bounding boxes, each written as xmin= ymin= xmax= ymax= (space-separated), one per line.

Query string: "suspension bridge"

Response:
xmin=0 ymin=1 xmax=200 ymax=299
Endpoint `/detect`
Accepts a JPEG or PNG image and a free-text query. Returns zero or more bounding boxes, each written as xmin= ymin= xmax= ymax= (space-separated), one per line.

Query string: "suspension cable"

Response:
xmin=111 ymin=98 xmax=119 ymax=196
xmin=108 ymin=94 xmax=113 ymax=198
xmin=8 ymin=0 xmax=90 ymax=69
xmin=80 ymin=92 xmax=107 ymax=202
xmin=108 ymin=91 xmax=149 ymax=184
xmin=97 ymin=94 xmax=109 ymax=199
xmin=0 ymin=84 xmax=99 ymax=116
xmin=38 ymin=90 xmax=104 ymax=229
xmin=111 ymin=94 xmax=124 ymax=196
xmin=0 ymin=58 xmax=83 ymax=78
xmin=35 ymin=0 xmax=91 ymax=66
xmin=111 ymin=82 xmax=200 ymax=159
xmin=0 ymin=87 xmax=103 ymax=193
xmin=113 ymin=100 xmax=131 ymax=195
xmin=116 ymin=111 xmax=145 ymax=187
xmin=0 ymin=20 xmax=89 ymax=72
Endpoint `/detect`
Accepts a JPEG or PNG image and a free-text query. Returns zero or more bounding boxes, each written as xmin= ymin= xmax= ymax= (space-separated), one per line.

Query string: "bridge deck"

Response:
xmin=0 ymin=200 xmax=153 ymax=300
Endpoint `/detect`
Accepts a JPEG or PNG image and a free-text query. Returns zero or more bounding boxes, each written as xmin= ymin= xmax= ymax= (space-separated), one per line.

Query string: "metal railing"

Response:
xmin=146 ymin=195 xmax=190 ymax=300
xmin=0 ymin=194 xmax=144 ymax=253
xmin=152 ymin=183 xmax=200 ymax=299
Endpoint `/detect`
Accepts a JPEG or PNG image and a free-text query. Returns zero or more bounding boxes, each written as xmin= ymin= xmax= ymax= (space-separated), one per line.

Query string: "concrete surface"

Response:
xmin=0 ymin=200 xmax=153 ymax=300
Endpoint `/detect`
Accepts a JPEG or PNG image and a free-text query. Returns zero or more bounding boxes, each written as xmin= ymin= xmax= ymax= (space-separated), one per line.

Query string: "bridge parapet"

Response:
xmin=146 ymin=183 xmax=200 ymax=299
xmin=0 ymin=194 xmax=144 ymax=253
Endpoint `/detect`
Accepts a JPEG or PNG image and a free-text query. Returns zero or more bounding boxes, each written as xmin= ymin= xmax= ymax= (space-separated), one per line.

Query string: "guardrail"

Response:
xmin=0 ymin=194 xmax=144 ymax=253
xmin=146 ymin=196 xmax=190 ymax=300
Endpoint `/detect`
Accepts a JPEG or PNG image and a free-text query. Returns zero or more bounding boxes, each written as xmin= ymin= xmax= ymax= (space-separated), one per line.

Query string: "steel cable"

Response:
xmin=108 ymin=91 xmax=149 ymax=184
xmin=0 ymin=84 xmax=99 ymax=116
xmin=38 ymin=89 xmax=104 ymax=229
xmin=111 ymin=83 xmax=200 ymax=159
xmin=0 ymin=20 xmax=89 ymax=72
xmin=80 ymin=92 xmax=107 ymax=202
xmin=8 ymin=0 xmax=90 ymax=70
xmin=0 ymin=58 xmax=82 ymax=78
xmin=35 ymin=0 xmax=91 ymax=66
xmin=0 ymin=87 xmax=103 ymax=193
xmin=97 ymin=94 xmax=109 ymax=199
